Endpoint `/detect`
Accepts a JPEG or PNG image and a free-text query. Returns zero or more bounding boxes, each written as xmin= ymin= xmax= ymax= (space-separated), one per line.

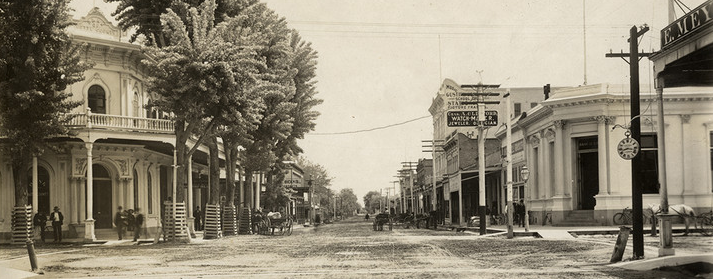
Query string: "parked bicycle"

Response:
xmin=613 ymin=207 xmax=653 ymax=225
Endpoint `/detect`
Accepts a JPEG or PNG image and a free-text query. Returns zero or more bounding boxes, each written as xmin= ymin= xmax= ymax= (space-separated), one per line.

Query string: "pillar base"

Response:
xmin=83 ymin=219 xmax=96 ymax=242
xmin=187 ymin=217 xmax=196 ymax=238
xmin=657 ymin=213 xmax=677 ymax=257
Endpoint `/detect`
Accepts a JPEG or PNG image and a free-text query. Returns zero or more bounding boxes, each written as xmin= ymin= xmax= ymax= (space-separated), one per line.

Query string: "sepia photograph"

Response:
xmin=0 ymin=0 xmax=712 ymax=278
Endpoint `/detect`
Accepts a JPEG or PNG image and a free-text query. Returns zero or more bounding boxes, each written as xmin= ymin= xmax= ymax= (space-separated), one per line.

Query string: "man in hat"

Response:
xmin=114 ymin=206 xmax=125 ymax=240
xmin=49 ymin=206 xmax=63 ymax=242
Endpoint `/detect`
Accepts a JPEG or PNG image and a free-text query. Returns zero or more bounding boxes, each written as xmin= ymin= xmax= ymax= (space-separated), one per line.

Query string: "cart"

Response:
xmin=258 ymin=216 xmax=293 ymax=236
xmin=372 ymin=213 xmax=392 ymax=231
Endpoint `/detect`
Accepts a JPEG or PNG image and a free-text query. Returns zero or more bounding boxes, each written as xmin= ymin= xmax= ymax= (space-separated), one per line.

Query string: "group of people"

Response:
xmin=114 ymin=206 xmax=144 ymax=242
xmin=33 ymin=206 xmax=64 ymax=243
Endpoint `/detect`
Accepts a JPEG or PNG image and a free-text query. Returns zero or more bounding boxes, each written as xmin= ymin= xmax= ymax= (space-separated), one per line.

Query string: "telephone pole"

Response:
xmin=605 ymin=25 xmax=652 ymax=259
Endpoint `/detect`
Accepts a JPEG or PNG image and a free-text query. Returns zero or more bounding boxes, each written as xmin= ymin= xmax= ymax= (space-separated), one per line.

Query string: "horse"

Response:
xmin=649 ymin=204 xmax=696 ymax=235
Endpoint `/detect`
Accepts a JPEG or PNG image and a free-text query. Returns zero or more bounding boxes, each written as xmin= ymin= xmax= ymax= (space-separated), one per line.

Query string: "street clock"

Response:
xmin=617 ymin=133 xmax=639 ymax=160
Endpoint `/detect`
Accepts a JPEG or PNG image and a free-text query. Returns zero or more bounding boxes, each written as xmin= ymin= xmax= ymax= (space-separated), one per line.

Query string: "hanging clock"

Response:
xmin=617 ymin=131 xmax=639 ymax=160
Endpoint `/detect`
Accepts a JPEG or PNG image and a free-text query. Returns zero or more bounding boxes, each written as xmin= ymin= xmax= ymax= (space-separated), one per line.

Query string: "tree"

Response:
xmin=296 ymin=157 xmax=332 ymax=208
xmin=363 ymin=191 xmax=383 ymax=214
xmin=0 ymin=0 xmax=91 ymax=206
xmin=338 ymin=188 xmax=360 ymax=217
xmin=142 ymin=0 xmax=265 ymax=203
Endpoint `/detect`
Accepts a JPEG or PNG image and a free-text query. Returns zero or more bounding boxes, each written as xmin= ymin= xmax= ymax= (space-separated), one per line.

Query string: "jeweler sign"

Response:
xmin=447 ymin=110 xmax=498 ymax=127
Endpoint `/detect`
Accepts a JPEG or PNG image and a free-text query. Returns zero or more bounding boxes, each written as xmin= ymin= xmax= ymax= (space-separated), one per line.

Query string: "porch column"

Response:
xmin=553 ymin=121 xmax=565 ymax=196
xmin=70 ymin=178 xmax=78 ymax=224
xmin=79 ymin=178 xmax=86 ymax=223
xmin=84 ymin=142 xmax=95 ymax=241
xmin=32 ymin=156 xmax=38 ymax=212
xmin=539 ymin=133 xmax=547 ymax=199
xmin=595 ymin=116 xmax=610 ymax=195
xmin=187 ymin=155 xmax=195 ymax=238
xmin=680 ymin=115 xmax=690 ymax=195
xmin=255 ymin=172 xmax=261 ymax=209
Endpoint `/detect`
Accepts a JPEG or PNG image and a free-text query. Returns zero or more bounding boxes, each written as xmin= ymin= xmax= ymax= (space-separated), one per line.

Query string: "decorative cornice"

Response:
xmin=593 ymin=115 xmax=615 ymax=125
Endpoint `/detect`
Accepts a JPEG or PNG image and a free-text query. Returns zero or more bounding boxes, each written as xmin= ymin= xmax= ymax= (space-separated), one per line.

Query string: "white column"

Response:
xmin=187 ymin=155 xmax=193 ymax=218
xmin=538 ymin=136 xmax=546 ymax=199
xmin=70 ymin=179 xmax=78 ymax=224
xmin=84 ymin=142 xmax=95 ymax=241
xmin=79 ymin=178 xmax=86 ymax=222
xmin=32 ymin=156 xmax=38 ymax=211
xmin=554 ymin=121 xmax=565 ymax=196
xmin=595 ymin=116 xmax=609 ymax=195
xmin=680 ymin=115 xmax=690 ymax=195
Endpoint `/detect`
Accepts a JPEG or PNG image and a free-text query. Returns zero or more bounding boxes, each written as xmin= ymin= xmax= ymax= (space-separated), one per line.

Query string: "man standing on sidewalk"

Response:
xmin=114 ymin=206 xmax=125 ymax=240
xmin=133 ymin=208 xmax=144 ymax=242
xmin=50 ymin=206 xmax=63 ymax=242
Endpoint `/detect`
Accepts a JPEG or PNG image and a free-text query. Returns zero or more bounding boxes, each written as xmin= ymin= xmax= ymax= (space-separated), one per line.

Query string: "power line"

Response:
xmin=308 ymin=115 xmax=431 ymax=135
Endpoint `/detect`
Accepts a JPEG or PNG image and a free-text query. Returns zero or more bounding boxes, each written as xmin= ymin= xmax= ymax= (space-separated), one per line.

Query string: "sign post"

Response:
xmin=445 ymin=83 xmax=500 ymax=235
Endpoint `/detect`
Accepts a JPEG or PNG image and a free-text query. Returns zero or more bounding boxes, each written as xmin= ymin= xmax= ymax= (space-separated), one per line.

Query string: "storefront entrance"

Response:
xmin=91 ymin=165 xmax=113 ymax=229
xmin=577 ymin=137 xmax=599 ymax=210
xmin=450 ymin=191 xmax=459 ymax=224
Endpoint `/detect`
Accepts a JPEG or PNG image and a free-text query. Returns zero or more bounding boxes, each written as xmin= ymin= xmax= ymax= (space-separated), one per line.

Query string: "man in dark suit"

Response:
xmin=133 ymin=208 xmax=144 ymax=242
xmin=114 ymin=206 xmax=125 ymax=240
xmin=50 ymin=206 xmax=63 ymax=242
xmin=33 ymin=211 xmax=47 ymax=243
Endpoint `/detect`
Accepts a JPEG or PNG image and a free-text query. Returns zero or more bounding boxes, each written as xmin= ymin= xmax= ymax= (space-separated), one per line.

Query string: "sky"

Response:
xmin=72 ymin=0 xmax=704 ymax=205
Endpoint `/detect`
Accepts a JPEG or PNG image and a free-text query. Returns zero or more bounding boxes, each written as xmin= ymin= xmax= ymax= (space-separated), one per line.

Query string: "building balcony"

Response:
xmin=66 ymin=111 xmax=174 ymax=134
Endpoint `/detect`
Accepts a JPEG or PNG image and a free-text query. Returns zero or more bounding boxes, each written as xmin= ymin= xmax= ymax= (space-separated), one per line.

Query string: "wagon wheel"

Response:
xmin=285 ymin=218 xmax=293 ymax=236
xmin=697 ymin=216 xmax=713 ymax=236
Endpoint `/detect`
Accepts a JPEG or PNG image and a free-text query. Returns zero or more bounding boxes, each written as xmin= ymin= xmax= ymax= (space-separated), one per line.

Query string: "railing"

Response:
xmin=67 ymin=111 xmax=174 ymax=133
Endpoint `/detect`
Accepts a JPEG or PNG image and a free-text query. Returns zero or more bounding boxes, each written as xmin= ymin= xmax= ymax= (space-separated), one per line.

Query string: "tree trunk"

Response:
xmin=12 ymin=157 xmax=30 ymax=207
xmin=208 ymin=137 xmax=220 ymax=205
xmin=225 ymin=146 xmax=238 ymax=206
xmin=244 ymin=170 xmax=253 ymax=209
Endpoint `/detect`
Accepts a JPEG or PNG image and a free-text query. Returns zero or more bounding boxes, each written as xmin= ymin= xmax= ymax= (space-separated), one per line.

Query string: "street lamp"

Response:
xmin=520 ymin=165 xmax=530 ymax=232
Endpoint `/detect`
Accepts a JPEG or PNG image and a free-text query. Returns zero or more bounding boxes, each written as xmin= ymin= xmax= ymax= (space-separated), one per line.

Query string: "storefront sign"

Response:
xmin=446 ymin=110 xmax=498 ymax=127
xmin=661 ymin=0 xmax=713 ymax=49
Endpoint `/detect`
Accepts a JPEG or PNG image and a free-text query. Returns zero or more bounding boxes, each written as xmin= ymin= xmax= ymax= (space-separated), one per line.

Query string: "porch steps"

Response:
xmin=555 ymin=210 xmax=600 ymax=227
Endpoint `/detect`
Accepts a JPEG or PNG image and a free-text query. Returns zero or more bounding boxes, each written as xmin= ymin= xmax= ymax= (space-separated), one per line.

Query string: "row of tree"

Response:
xmin=0 ymin=0 xmax=322 ymax=210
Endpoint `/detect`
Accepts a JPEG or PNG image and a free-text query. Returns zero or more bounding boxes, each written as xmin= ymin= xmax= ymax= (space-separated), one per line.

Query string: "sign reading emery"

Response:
xmin=661 ymin=0 xmax=713 ymax=49
xmin=447 ymin=110 xmax=498 ymax=127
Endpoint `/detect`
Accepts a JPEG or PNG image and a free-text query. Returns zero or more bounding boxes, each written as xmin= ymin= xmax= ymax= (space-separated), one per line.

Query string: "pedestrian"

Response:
xmin=126 ymin=209 xmax=135 ymax=232
xmin=133 ymin=208 xmax=144 ymax=242
xmin=194 ymin=206 xmax=202 ymax=231
xmin=517 ymin=200 xmax=526 ymax=227
xmin=33 ymin=211 xmax=47 ymax=243
xmin=50 ymin=206 xmax=63 ymax=242
xmin=114 ymin=206 xmax=125 ymax=240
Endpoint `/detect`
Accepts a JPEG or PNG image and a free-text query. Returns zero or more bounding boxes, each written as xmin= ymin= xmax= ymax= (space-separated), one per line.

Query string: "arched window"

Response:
xmin=132 ymin=92 xmax=140 ymax=117
xmin=88 ymin=85 xmax=106 ymax=114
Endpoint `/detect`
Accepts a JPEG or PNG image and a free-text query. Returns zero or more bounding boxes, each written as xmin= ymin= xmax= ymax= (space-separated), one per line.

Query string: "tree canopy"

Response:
xmin=0 ymin=0 xmax=91 ymax=205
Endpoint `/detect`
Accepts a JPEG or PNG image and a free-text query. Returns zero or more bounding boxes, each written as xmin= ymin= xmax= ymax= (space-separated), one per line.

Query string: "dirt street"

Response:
xmin=0 ymin=218 xmax=702 ymax=278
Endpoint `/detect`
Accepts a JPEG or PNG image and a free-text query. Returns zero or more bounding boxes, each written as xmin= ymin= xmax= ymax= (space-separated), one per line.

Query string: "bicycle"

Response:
xmin=613 ymin=207 xmax=653 ymax=225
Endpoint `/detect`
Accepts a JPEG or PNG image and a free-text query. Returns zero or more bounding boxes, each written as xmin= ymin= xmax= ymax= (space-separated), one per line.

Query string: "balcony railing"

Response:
xmin=67 ymin=111 xmax=174 ymax=134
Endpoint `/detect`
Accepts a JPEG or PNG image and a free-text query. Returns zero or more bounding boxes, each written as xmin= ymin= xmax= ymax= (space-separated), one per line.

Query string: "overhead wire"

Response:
xmin=307 ymin=115 xmax=431 ymax=135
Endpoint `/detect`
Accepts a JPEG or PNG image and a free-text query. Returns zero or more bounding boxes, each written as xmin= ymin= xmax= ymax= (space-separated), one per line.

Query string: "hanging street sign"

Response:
xmin=447 ymin=110 xmax=498 ymax=127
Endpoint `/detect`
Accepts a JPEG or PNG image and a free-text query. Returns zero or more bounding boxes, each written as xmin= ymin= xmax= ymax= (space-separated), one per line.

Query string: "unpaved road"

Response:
xmin=0 ymin=218 xmax=702 ymax=278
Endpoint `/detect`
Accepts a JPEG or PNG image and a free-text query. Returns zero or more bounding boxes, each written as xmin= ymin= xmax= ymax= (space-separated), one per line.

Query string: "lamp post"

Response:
xmin=520 ymin=166 xmax=530 ymax=232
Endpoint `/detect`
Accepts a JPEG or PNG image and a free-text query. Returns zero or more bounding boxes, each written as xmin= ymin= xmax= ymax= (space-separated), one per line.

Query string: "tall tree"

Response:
xmin=0 ymin=0 xmax=91 ymax=206
xmin=142 ymin=0 xmax=265 ymax=203
xmin=296 ymin=157 xmax=332 ymax=208
xmin=338 ymin=188 xmax=360 ymax=217
xmin=363 ymin=191 xmax=383 ymax=214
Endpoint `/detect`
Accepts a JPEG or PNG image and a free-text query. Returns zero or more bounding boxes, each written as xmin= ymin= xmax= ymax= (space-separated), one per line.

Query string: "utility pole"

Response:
xmin=505 ymin=89 xmax=514 ymax=239
xmin=605 ymin=25 xmax=652 ymax=259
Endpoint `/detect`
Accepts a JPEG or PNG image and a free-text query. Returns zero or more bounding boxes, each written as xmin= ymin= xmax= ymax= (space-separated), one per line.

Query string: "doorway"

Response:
xmin=28 ymin=166 xmax=50 ymax=214
xmin=450 ymin=191 xmax=459 ymax=224
xmin=91 ymin=165 xmax=113 ymax=229
xmin=577 ymin=137 xmax=599 ymax=210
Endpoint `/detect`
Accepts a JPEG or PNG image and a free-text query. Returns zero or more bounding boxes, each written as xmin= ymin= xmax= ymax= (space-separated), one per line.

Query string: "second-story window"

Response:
xmin=88 ymin=85 xmax=106 ymax=114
